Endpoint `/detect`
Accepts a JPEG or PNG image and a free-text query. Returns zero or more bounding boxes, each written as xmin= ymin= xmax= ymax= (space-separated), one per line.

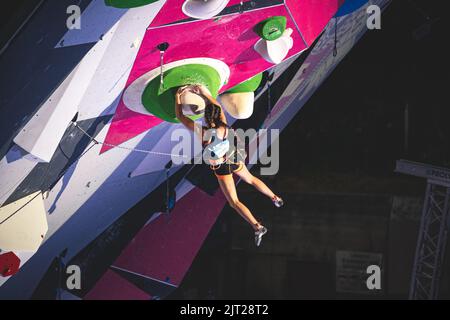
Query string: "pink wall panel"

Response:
xmin=285 ymin=0 xmax=345 ymax=45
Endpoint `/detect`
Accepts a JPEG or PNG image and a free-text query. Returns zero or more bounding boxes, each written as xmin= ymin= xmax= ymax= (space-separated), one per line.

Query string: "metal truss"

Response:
xmin=395 ymin=160 xmax=450 ymax=299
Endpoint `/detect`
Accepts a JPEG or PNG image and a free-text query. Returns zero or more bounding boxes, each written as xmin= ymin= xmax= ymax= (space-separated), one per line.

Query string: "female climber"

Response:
xmin=175 ymin=85 xmax=284 ymax=246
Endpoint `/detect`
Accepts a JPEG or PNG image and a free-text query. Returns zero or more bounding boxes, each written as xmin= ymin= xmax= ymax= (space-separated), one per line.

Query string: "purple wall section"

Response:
xmin=85 ymin=269 xmax=150 ymax=300
xmin=86 ymin=1 xmax=349 ymax=300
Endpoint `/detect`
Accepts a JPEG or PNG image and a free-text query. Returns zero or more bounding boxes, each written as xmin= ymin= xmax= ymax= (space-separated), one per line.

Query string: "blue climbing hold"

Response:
xmin=335 ymin=0 xmax=368 ymax=17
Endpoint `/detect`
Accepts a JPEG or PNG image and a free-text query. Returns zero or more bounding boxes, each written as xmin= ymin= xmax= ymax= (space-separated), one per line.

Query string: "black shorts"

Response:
xmin=210 ymin=162 xmax=244 ymax=178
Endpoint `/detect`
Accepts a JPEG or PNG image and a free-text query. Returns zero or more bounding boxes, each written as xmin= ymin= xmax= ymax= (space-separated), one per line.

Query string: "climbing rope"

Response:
xmin=157 ymin=42 xmax=169 ymax=92
xmin=333 ymin=17 xmax=339 ymax=57
xmin=72 ymin=121 xmax=189 ymax=159
xmin=266 ymin=71 xmax=274 ymax=117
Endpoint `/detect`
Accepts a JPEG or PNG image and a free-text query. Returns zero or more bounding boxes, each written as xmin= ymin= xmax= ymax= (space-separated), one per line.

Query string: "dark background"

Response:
xmin=0 ymin=1 xmax=44 ymax=51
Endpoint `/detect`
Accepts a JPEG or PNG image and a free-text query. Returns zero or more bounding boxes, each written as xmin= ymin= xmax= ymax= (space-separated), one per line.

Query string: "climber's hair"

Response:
xmin=204 ymin=103 xmax=227 ymax=129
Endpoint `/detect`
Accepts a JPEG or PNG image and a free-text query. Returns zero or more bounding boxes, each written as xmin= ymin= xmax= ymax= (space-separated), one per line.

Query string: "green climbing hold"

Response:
xmin=255 ymin=16 xmax=287 ymax=41
xmin=226 ymin=73 xmax=263 ymax=94
xmin=104 ymin=0 xmax=159 ymax=9
xmin=142 ymin=64 xmax=222 ymax=123
xmin=158 ymin=64 xmax=222 ymax=97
